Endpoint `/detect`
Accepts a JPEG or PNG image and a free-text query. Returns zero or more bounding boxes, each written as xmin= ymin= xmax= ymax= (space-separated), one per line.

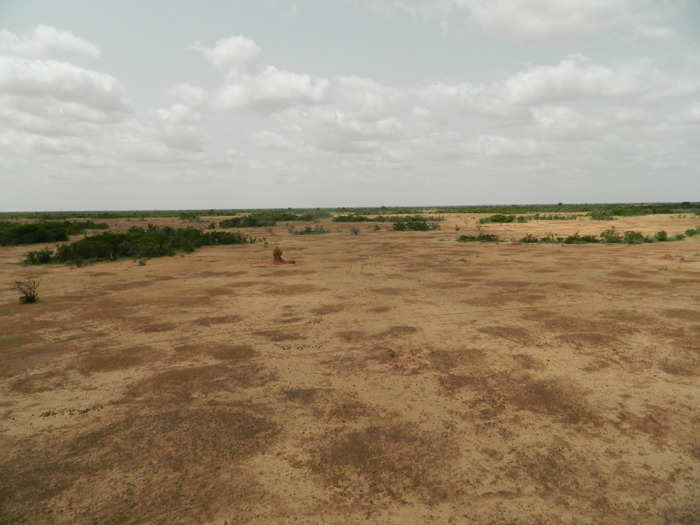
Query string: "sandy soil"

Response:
xmin=1 ymin=213 xmax=699 ymax=524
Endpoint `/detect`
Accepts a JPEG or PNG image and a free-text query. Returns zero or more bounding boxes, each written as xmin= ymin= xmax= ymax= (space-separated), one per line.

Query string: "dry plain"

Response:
xmin=1 ymin=213 xmax=699 ymax=524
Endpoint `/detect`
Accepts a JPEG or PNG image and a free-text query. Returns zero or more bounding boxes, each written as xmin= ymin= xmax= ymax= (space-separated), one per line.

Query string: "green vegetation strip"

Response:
xmin=24 ymin=225 xmax=253 ymax=265
xmin=219 ymin=210 xmax=331 ymax=228
xmin=458 ymin=227 xmax=700 ymax=244
xmin=0 ymin=220 xmax=108 ymax=246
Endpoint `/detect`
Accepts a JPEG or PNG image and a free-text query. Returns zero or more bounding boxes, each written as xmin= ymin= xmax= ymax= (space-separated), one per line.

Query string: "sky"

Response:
xmin=1 ymin=0 xmax=699 ymax=211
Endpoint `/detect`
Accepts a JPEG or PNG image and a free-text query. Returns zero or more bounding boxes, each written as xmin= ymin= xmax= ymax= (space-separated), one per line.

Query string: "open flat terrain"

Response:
xmin=1 ymin=213 xmax=699 ymax=524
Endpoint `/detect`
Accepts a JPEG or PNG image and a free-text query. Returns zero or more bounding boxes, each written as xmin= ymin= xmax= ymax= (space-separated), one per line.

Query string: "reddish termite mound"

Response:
xmin=273 ymin=247 xmax=295 ymax=264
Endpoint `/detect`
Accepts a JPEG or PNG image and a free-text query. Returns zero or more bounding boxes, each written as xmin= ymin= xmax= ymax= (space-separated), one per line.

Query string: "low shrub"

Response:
xmin=392 ymin=216 xmax=440 ymax=231
xmin=24 ymin=226 xmax=253 ymax=265
xmin=520 ymin=233 xmax=539 ymax=243
xmin=457 ymin=233 xmax=500 ymax=242
xmin=654 ymin=231 xmax=668 ymax=241
xmin=589 ymin=211 xmax=616 ymax=220
xmin=220 ymin=216 xmax=275 ymax=228
xmin=600 ymin=228 xmax=623 ymax=243
xmin=525 ymin=214 xmax=578 ymax=221
xmin=291 ymin=226 xmax=328 ymax=235
xmin=479 ymin=214 xmax=527 ymax=224
xmin=623 ymin=231 xmax=649 ymax=244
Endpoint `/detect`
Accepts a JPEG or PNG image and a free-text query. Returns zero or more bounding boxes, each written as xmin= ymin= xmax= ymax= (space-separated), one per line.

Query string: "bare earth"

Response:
xmin=1 ymin=214 xmax=699 ymax=524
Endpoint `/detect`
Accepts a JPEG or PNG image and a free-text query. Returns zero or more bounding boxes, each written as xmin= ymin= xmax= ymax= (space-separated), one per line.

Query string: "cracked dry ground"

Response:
xmin=1 ymin=215 xmax=699 ymax=524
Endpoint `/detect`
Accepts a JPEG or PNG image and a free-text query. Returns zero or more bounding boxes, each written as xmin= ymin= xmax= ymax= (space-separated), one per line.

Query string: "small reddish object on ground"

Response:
xmin=273 ymin=247 xmax=295 ymax=264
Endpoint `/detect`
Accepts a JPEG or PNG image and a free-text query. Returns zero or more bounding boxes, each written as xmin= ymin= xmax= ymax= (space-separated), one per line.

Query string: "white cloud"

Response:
xmin=251 ymin=130 xmax=296 ymax=150
xmin=190 ymin=35 xmax=260 ymax=70
xmin=0 ymin=56 xmax=128 ymax=112
xmin=0 ymin=25 xmax=100 ymax=61
xmin=214 ymin=66 xmax=328 ymax=111
xmin=464 ymin=134 xmax=550 ymax=157
xmin=359 ymin=0 xmax=682 ymax=40
xmin=530 ymin=105 xmax=603 ymax=140
xmin=167 ymin=83 xmax=208 ymax=107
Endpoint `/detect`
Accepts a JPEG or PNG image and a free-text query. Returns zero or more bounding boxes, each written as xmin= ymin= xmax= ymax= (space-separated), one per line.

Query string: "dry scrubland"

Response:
xmin=1 ymin=213 xmax=699 ymax=524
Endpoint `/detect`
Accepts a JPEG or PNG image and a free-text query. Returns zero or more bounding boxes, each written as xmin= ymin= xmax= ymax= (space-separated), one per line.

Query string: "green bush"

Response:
xmin=392 ymin=217 xmax=440 ymax=231
xmin=520 ymin=233 xmax=539 ymax=243
xmin=589 ymin=210 xmax=616 ymax=220
xmin=24 ymin=226 xmax=253 ymax=265
xmin=457 ymin=233 xmax=500 ymax=242
xmin=220 ymin=216 xmax=275 ymax=228
xmin=623 ymin=231 xmax=648 ymax=244
xmin=654 ymin=231 xmax=668 ymax=241
xmin=600 ymin=228 xmax=623 ymax=243
xmin=479 ymin=214 xmax=521 ymax=224
xmin=291 ymin=226 xmax=328 ymax=235
xmin=0 ymin=220 xmax=108 ymax=246
xmin=563 ymin=233 xmax=600 ymax=244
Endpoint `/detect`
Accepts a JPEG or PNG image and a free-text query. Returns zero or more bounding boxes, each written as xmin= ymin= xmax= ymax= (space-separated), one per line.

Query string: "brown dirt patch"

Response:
xmin=0 ymin=409 xmax=279 ymax=524
xmin=122 ymin=363 xmax=274 ymax=403
xmin=660 ymin=309 xmax=700 ymax=322
xmin=207 ymin=344 xmax=256 ymax=362
xmin=254 ymin=329 xmax=305 ymax=342
xmin=307 ymin=423 xmax=456 ymax=506
xmin=462 ymin=292 xmax=546 ymax=307
xmin=556 ymin=332 xmax=621 ymax=347
xmin=430 ymin=348 xmax=485 ymax=371
xmin=513 ymin=353 xmax=546 ymax=370
xmin=191 ymin=314 xmax=242 ymax=327
xmin=263 ymin=284 xmax=324 ymax=296
xmin=369 ymin=287 xmax=410 ymax=296
xmin=8 ymin=370 xmax=70 ymax=394
xmin=76 ymin=346 xmax=153 ymax=374
xmin=139 ymin=321 xmax=177 ymax=333
xmin=478 ymin=325 xmax=535 ymax=345
xmin=336 ymin=330 xmax=370 ymax=343
xmin=196 ymin=270 xmax=247 ymax=278
xmin=311 ymin=304 xmax=345 ymax=315
xmin=659 ymin=356 xmax=700 ymax=377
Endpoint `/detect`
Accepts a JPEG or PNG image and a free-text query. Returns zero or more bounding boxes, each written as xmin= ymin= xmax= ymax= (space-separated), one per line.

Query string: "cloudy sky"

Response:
xmin=1 ymin=1 xmax=699 ymax=211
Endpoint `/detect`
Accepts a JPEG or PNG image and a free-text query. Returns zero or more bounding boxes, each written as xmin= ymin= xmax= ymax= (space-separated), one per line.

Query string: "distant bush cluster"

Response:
xmin=457 ymin=233 xmax=500 ymax=242
xmin=457 ymin=227 xmax=700 ymax=244
xmin=392 ymin=216 xmax=441 ymax=231
xmin=0 ymin=220 xmax=108 ymax=246
xmin=219 ymin=210 xmax=330 ymax=228
xmin=479 ymin=214 xmax=528 ymax=224
xmin=24 ymin=225 xmax=253 ymax=265
xmin=333 ymin=215 xmax=394 ymax=222
xmin=290 ymin=226 xmax=329 ymax=235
